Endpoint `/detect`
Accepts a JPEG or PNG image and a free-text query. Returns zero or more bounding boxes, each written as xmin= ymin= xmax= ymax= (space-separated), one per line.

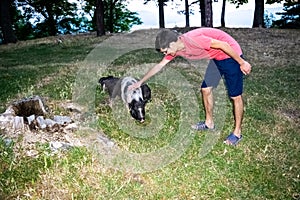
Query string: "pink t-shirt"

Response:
xmin=165 ymin=28 xmax=243 ymax=61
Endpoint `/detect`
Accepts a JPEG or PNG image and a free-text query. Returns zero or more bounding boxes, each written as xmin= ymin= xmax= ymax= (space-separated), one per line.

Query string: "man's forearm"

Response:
xmin=221 ymin=42 xmax=245 ymax=65
xmin=140 ymin=59 xmax=169 ymax=83
xmin=210 ymin=39 xmax=245 ymax=65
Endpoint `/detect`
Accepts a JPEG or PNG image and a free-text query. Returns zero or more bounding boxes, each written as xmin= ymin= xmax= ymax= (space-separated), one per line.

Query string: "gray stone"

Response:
xmin=27 ymin=115 xmax=35 ymax=126
xmin=53 ymin=115 xmax=72 ymax=125
xmin=13 ymin=116 xmax=24 ymax=130
xmin=36 ymin=116 xmax=46 ymax=129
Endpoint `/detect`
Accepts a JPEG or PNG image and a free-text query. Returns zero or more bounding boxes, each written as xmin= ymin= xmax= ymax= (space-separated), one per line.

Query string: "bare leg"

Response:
xmin=224 ymin=95 xmax=243 ymax=145
xmin=232 ymin=95 xmax=243 ymax=137
xmin=201 ymin=87 xmax=214 ymax=129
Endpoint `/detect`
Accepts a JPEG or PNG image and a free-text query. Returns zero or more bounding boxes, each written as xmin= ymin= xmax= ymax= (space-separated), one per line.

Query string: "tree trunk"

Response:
xmin=108 ymin=1 xmax=114 ymax=33
xmin=95 ymin=0 xmax=105 ymax=36
xmin=0 ymin=0 xmax=17 ymax=44
xmin=252 ymin=0 xmax=265 ymax=28
xmin=204 ymin=0 xmax=213 ymax=27
xmin=47 ymin=16 xmax=57 ymax=36
xmin=221 ymin=0 xmax=226 ymax=27
xmin=45 ymin=4 xmax=57 ymax=36
xmin=185 ymin=0 xmax=190 ymax=27
xmin=200 ymin=0 xmax=205 ymax=27
xmin=158 ymin=0 xmax=165 ymax=28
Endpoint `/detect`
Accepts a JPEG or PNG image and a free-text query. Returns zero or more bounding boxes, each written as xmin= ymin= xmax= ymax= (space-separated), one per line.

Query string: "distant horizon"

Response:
xmin=129 ymin=1 xmax=284 ymax=30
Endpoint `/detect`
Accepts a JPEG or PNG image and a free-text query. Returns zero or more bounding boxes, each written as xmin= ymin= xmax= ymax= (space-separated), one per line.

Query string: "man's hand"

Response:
xmin=128 ymin=81 xmax=142 ymax=91
xmin=240 ymin=61 xmax=252 ymax=75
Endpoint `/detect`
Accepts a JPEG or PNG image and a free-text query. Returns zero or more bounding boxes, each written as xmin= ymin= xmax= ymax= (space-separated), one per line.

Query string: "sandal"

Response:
xmin=224 ymin=133 xmax=243 ymax=146
xmin=191 ymin=121 xmax=214 ymax=131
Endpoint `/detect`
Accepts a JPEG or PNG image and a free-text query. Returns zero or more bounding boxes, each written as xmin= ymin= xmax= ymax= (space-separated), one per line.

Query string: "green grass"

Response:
xmin=0 ymin=140 xmax=54 ymax=199
xmin=0 ymin=29 xmax=299 ymax=199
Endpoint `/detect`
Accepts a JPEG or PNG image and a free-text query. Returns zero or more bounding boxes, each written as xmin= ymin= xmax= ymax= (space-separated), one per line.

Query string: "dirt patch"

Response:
xmin=0 ymin=96 xmax=114 ymax=157
xmin=280 ymin=108 xmax=300 ymax=124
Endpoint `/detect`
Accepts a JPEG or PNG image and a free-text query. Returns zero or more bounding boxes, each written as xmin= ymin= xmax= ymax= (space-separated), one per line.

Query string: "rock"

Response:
xmin=53 ymin=115 xmax=72 ymax=125
xmin=13 ymin=116 xmax=24 ymax=130
xmin=64 ymin=123 xmax=78 ymax=131
xmin=27 ymin=115 xmax=35 ymax=126
xmin=0 ymin=137 xmax=13 ymax=146
xmin=0 ymin=113 xmax=14 ymax=128
xmin=50 ymin=141 xmax=73 ymax=152
xmin=97 ymin=134 xmax=115 ymax=148
xmin=26 ymin=149 xmax=39 ymax=157
xmin=36 ymin=116 xmax=47 ymax=129
xmin=4 ymin=105 xmax=16 ymax=116
xmin=44 ymin=118 xmax=57 ymax=127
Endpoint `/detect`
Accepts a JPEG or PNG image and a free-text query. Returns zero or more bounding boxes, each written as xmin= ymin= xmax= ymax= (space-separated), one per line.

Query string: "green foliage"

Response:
xmin=109 ymin=1 xmax=142 ymax=32
xmin=266 ymin=0 xmax=285 ymax=4
xmin=10 ymin=0 xmax=143 ymax=41
xmin=272 ymin=0 xmax=300 ymax=28
xmin=84 ymin=0 xmax=142 ymax=33
xmin=10 ymin=2 xmax=35 ymax=41
xmin=264 ymin=10 xmax=276 ymax=28
xmin=229 ymin=0 xmax=248 ymax=8
xmin=1 ymin=0 xmax=144 ymax=43
xmin=17 ymin=0 xmax=78 ymax=37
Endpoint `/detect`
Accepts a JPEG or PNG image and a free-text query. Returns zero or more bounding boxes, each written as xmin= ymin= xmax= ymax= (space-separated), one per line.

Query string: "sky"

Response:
xmin=127 ymin=0 xmax=284 ymax=30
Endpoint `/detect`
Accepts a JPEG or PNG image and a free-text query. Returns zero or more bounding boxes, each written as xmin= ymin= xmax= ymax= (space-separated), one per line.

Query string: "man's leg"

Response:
xmin=201 ymin=87 xmax=215 ymax=129
xmin=224 ymin=95 xmax=243 ymax=145
xmin=232 ymin=95 xmax=243 ymax=137
xmin=218 ymin=57 xmax=244 ymax=145
xmin=192 ymin=60 xmax=220 ymax=130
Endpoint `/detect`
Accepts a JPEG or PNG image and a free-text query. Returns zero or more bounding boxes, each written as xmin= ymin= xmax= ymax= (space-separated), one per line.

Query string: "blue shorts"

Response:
xmin=201 ymin=56 xmax=244 ymax=97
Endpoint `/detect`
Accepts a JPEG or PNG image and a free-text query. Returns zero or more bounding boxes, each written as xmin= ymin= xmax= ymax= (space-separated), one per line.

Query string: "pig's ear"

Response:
xmin=128 ymin=102 xmax=134 ymax=109
xmin=141 ymin=84 xmax=151 ymax=102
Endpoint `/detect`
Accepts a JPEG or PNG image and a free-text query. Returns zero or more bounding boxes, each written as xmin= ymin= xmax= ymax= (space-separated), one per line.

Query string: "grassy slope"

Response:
xmin=0 ymin=29 xmax=299 ymax=199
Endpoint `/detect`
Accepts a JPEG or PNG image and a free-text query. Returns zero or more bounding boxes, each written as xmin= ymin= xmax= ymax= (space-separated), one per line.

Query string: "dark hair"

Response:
xmin=155 ymin=29 xmax=180 ymax=51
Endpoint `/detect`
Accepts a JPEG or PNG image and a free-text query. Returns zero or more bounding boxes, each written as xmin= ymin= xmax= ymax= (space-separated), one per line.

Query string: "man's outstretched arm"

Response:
xmin=129 ymin=58 xmax=171 ymax=90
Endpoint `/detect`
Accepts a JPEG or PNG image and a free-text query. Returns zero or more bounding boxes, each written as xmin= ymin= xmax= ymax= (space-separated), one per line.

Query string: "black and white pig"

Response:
xmin=99 ymin=76 xmax=151 ymax=122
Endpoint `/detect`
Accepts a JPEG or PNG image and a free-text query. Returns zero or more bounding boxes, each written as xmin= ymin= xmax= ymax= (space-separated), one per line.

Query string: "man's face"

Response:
xmin=160 ymin=48 xmax=169 ymax=55
xmin=160 ymin=42 xmax=176 ymax=56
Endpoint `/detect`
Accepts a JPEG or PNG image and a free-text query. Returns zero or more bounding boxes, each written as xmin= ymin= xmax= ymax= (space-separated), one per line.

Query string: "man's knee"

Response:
xmin=201 ymin=87 xmax=213 ymax=96
xmin=230 ymin=94 xmax=243 ymax=102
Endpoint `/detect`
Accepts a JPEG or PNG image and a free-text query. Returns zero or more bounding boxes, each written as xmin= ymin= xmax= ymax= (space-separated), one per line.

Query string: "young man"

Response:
xmin=129 ymin=28 xmax=252 ymax=146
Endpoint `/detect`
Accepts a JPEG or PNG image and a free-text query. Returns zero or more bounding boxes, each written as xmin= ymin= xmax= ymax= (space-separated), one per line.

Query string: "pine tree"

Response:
xmin=273 ymin=0 xmax=300 ymax=28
